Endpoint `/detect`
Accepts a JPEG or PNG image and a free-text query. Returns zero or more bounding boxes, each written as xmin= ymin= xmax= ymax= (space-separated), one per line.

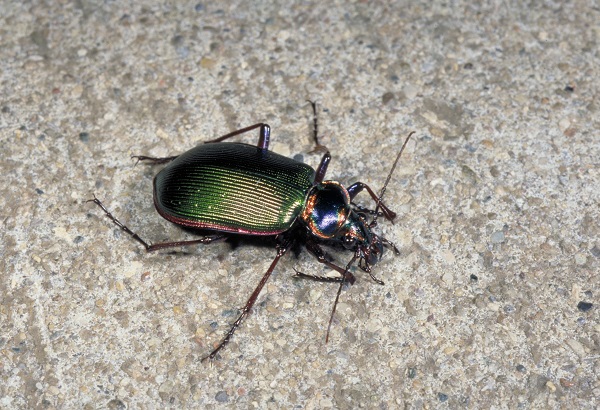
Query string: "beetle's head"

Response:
xmin=300 ymin=182 xmax=385 ymax=272
xmin=340 ymin=211 xmax=384 ymax=272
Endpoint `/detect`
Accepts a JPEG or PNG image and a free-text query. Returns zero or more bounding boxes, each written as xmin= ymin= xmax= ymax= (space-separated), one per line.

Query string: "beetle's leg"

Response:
xmin=307 ymin=100 xmax=328 ymax=153
xmin=292 ymin=267 xmax=356 ymax=285
xmin=314 ymin=151 xmax=332 ymax=184
xmin=131 ymin=155 xmax=179 ymax=165
xmin=202 ymin=237 xmax=294 ymax=362
xmin=204 ymin=123 xmax=271 ymax=150
xmin=87 ymin=196 xmax=226 ymax=251
xmin=293 ymin=241 xmax=356 ymax=285
xmin=325 ymin=254 xmax=357 ymax=343
xmin=380 ymin=236 xmax=400 ymax=255
xmin=357 ymin=258 xmax=385 ymax=285
xmin=347 ymin=182 xmax=396 ymax=221
xmin=143 ymin=235 xmax=226 ymax=252
xmin=351 ymin=202 xmax=388 ymax=219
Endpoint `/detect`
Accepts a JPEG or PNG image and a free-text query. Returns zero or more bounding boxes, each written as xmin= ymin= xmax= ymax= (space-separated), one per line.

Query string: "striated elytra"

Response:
xmin=154 ymin=142 xmax=315 ymax=234
xmin=88 ymin=102 xmax=412 ymax=361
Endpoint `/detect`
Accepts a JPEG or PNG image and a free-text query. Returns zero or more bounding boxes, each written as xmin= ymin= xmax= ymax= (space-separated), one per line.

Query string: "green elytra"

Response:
xmin=153 ymin=142 xmax=315 ymax=234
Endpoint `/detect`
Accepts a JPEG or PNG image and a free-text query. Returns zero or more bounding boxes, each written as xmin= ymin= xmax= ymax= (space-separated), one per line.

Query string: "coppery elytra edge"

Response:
xmin=88 ymin=102 xmax=413 ymax=361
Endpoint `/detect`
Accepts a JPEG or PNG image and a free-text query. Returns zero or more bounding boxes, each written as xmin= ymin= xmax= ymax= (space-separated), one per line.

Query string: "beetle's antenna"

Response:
xmin=325 ymin=254 xmax=358 ymax=343
xmin=371 ymin=131 xmax=414 ymax=227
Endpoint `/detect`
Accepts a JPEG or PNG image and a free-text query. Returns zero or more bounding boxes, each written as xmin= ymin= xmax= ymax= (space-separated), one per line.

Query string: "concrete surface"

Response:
xmin=1 ymin=1 xmax=598 ymax=408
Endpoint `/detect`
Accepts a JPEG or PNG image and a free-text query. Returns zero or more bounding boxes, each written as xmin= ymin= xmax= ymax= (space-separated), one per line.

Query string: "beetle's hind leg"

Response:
xmin=87 ymin=196 xmax=226 ymax=252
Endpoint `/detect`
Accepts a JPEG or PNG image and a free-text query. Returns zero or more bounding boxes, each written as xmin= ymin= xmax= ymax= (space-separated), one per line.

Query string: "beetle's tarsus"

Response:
xmin=307 ymin=100 xmax=327 ymax=151
xmin=131 ymin=155 xmax=179 ymax=165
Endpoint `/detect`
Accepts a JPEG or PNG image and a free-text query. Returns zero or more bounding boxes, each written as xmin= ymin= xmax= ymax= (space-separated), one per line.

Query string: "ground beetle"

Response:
xmin=89 ymin=102 xmax=413 ymax=361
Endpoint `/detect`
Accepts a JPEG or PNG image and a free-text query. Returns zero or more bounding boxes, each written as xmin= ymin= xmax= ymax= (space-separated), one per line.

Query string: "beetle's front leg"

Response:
xmin=293 ymin=241 xmax=356 ymax=285
xmin=346 ymin=182 xmax=396 ymax=221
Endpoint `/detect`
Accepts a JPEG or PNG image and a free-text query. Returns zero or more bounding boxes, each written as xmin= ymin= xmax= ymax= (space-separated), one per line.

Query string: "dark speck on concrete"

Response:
xmin=465 ymin=144 xmax=477 ymax=153
xmin=171 ymin=35 xmax=184 ymax=46
xmin=79 ymin=132 xmax=90 ymax=142
xmin=577 ymin=301 xmax=593 ymax=312
xmin=438 ymin=393 xmax=448 ymax=402
xmin=215 ymin=391 xmax=228 ymax=402
xmin=74 ymin=235 xmax=84 ymax=244
xmin=382 ymin=92 xmax=395 ymax=104
xmin=516 ymin=364 xmax=526 ymax=372
xmin=35 ymin=188 xmax=44 ymax=195
xmin=504 ymin=305 xmax=515 ymax=314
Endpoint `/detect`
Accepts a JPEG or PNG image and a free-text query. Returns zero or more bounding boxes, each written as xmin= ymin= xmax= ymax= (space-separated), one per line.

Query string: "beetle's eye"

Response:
xmin=343 ymin=234 xmax=357 ymax=249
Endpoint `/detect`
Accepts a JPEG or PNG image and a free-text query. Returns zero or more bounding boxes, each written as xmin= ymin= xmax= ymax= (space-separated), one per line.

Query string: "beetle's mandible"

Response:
xmin=88 ymin=101 xmax=413 ymax=361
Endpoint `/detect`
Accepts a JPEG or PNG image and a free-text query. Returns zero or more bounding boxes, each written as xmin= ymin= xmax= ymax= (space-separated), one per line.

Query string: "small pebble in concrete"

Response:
xmin=491 ymin=231 xmax=505 ymax=244
xmin=577 ymin=301 xmax=593 ymax=312
xmin=215 ymin=391 xmax=229 ymax=402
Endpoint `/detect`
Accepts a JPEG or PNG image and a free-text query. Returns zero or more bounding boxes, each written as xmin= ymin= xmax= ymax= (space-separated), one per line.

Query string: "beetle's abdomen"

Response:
xmin=153 ymin=143 xmax=315 ymax=234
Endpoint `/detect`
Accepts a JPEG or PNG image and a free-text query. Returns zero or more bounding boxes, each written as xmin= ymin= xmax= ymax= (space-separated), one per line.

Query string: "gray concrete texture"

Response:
xmin=1 ymin=1 xmax=598 ymax=408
